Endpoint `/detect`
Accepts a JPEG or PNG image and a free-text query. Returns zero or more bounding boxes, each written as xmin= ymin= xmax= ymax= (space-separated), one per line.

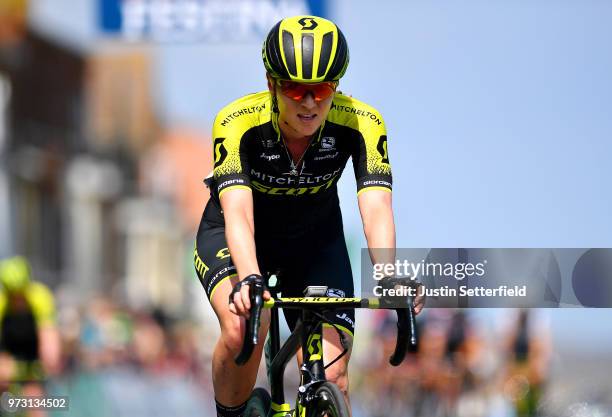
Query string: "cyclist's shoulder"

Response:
xmin=24 ymin=281 xmax=55 ymax=310
xmin=24 ymin=282 xmax=56 ymax=325
xmin=327 ymin=92 xmax=385 ymax=132
xmin=213 ymin=91 xmax=272 ymax=133
xmin=0 ymin=282 xmax=55 ymax=322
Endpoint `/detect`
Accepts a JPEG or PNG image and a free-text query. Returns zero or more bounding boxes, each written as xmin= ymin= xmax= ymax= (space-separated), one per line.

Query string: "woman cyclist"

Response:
xmin=194 ymin=15 xmax=424 ymax=417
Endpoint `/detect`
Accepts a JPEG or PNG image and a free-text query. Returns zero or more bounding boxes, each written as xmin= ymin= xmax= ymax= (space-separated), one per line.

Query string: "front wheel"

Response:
xmin=244 ymin=387 xmax=271 ymax=417
xmin=307 ymin=382 xmax=350 ymax=417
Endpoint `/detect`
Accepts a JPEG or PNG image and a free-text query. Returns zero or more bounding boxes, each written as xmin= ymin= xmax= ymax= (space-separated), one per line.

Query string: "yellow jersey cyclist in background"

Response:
xmin=0 ymin=256 xmax=61 ymax=397
xmin=194 ymin=15 xmax=424 ymax=417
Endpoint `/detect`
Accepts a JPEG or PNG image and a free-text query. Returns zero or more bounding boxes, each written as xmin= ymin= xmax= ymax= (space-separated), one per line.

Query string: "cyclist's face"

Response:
xmin=268 ymin=77 xmax=335 ymax=139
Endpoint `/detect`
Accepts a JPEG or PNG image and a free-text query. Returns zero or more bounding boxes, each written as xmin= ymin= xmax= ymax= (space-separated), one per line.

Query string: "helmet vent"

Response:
xmin=282 ymin=30 xmax=297 ymax=77
xmin=301 ymin=33 xmax=314 ymax=80
xmin=317 ymin=31 xmax=334 ymax=78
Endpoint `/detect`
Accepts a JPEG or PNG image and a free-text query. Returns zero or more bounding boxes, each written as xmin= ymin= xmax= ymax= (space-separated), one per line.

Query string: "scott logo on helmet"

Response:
xmin=298 ymin=17 xmax=318 ymax=30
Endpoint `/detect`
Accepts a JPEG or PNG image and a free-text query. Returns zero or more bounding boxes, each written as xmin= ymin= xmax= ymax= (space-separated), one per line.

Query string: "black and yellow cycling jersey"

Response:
xmin=0 ymin=283 xmax=55 ymax=332
xmin=0 ymin=282 xmax=55 ymax=374
xmin=195 ymin=90 xmax=391 ymax=335
xmin=204 ymin=90 xmax=392 ymax=239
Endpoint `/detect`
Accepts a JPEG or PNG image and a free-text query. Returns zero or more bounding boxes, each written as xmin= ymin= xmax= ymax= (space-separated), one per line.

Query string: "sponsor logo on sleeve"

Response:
xmin=217 ymin=178 xmax=247 ymax=192
xmin=362 ymin=179 xmax=392 ymax=188
xmin=213 ymin=138 xmax=227 ymax=167
xmin=377 ymin=135 xmax=389 ymax=164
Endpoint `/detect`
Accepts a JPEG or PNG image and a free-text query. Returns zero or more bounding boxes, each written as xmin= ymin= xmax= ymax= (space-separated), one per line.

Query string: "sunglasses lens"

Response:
xmin=279 ymin=81 xmax=336 ymax=101
xmin=280 ymin=81 xmax=307 ymax=100
xmin=310 ymin=83 xmax=336 ymax=101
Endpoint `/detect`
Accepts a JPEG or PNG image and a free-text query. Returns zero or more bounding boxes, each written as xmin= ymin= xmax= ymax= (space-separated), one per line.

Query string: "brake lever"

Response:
xmin=381 ymin=277 xmax=418 ymax=366
xmin=234 ymin=280 xmax=264 ymax=365
xmin=389 ymin=307 xmax=409 ymax=366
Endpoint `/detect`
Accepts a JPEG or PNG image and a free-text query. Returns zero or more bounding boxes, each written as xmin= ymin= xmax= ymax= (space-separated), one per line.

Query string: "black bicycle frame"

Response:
xmin=267 ymin=306 xmax=328 ymax=411
xmin=235 ymin=279 xmax=418 ymax=416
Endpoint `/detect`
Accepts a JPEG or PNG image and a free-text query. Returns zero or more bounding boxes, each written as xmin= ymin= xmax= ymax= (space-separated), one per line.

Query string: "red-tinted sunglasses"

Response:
xmin=276 ymin=79 xmax=337 ymax=102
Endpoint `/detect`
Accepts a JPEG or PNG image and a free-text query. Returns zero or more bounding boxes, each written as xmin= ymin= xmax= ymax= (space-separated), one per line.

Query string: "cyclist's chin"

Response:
xmin=292 ymin=119 xmax=321 ymax=137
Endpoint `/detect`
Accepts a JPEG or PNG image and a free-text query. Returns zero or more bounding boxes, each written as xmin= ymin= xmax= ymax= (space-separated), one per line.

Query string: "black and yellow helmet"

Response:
xmin=262 ymin=15 xmax=349 ymax=83
xmin=0 ymin=256 xmax=31 ymax=292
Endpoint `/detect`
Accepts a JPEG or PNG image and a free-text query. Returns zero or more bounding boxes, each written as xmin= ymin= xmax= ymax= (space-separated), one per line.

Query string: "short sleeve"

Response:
xmin=212 ymin=118 xmax=251 ymax=198
xmin=352 ymin=112 xmax=392 ymax=195
xmin=26 ymin=283 xmax=56 ymax=327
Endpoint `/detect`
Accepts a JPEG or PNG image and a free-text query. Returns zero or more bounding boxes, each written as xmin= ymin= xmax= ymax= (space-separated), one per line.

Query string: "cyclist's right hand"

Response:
xmin=228 ymin=274 xmax=271 ymax=319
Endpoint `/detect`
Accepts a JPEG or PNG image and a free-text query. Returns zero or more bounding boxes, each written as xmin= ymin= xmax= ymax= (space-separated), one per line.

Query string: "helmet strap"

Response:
xmin=271 ymin=93 xmax=279 ymax=113
xmin=266 ymin=72 xmax=280 ymax=114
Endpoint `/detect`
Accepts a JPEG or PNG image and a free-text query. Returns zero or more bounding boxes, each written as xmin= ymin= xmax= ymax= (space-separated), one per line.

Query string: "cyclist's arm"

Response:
xmin=351 ymin=110 xmax=425 ymax=313
xmin=350 ymin=105 xmax=395 ymax=268
xmin=211 ymin=101 xmax=269 ymax=315
xmin=220 ymin=187 xmax=260 ymax=280
xmin=38 ymin=325 xmax=61 ymax=375
xmin=358 ymin=189 xmax=396 ymax=265
xmin=358 ymin=194 xmax=425 ymax=314
xmin=220 ymin=187 xmax=270 ymax=317
xmin=28 ymin=283 xmax=62 ymax=374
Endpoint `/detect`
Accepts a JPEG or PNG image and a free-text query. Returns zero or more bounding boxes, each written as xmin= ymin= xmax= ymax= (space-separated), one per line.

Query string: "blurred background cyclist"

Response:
xmin=0 ymin=256 xmax=61 ymax=415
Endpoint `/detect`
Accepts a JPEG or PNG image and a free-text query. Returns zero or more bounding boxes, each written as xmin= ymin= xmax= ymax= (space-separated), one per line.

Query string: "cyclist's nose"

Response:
xmin=300 ymin=92 xmax=317 ymax=109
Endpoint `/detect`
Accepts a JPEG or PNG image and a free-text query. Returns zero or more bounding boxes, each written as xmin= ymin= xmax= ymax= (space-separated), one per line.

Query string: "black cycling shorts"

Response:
xmin=194 ymin=216 xmax=355 ymax=336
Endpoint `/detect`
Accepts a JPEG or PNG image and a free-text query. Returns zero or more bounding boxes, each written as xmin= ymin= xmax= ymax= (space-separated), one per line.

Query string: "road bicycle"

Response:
xmin=235 ymin=277 xmax=417 ymax=417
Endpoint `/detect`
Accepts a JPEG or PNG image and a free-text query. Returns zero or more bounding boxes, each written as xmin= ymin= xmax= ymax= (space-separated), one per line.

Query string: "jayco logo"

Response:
xmin=260 ymin=153 xmax=280 ymax=161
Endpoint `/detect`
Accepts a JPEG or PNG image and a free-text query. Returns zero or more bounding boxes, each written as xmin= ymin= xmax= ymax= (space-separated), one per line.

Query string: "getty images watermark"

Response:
xmin=361 ymin=249 xmax=612 ymax=308
xmin=371 ymin=258 xmax=527 ymax=299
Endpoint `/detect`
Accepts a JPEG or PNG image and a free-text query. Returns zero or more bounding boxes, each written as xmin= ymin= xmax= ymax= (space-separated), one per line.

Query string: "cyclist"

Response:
xmin=502 ymin=309 xmax=551 ymax=417
xmin=0 ymin=256 xmax=61 ymax=403
xmin=194 ymin=15 xmax=424 ymax=417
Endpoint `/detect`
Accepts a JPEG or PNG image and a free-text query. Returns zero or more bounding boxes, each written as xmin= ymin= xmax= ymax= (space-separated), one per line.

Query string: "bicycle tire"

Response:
xmin=306 ymin=382 xmax=350 ymax=417
xmin=244 ymin=387 xmax=271 ymax=417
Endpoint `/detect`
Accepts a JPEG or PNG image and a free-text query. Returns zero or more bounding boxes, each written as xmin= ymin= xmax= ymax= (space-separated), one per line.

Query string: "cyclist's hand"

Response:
xmin=413 ymin=282 xmax=425 ymax=315
xmin=380 ymin=277 xmax=425 ymax=314
xmin=228 ymin=274 xmax=271 ymax=318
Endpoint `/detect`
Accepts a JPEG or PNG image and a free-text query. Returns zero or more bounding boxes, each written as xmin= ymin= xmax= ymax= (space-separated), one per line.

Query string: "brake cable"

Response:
xmin=309 ymin=310 xmax=350 ymax=370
